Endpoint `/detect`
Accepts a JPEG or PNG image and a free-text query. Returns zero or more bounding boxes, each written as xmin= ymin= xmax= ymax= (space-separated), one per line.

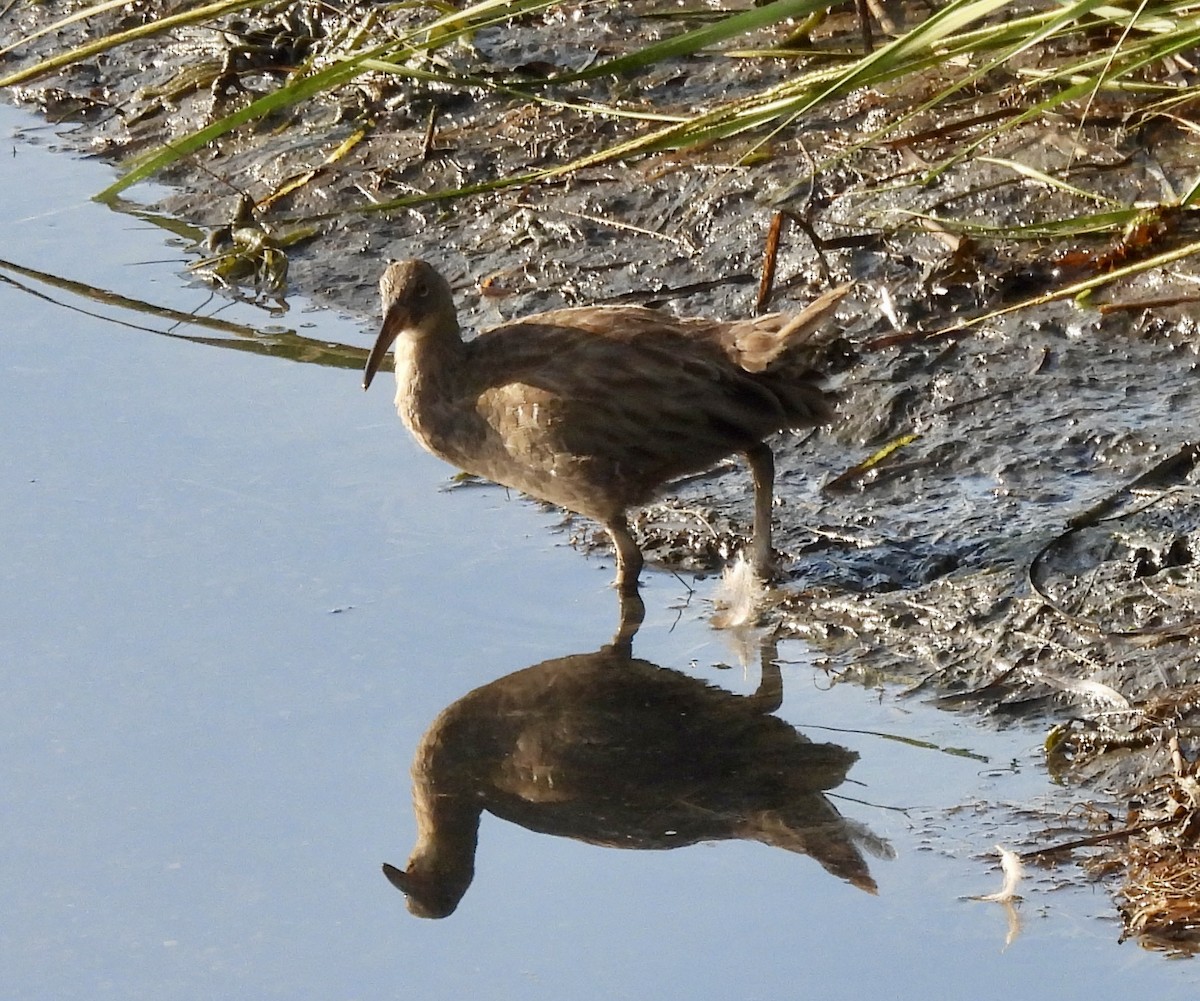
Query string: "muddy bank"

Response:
xmin=4 ymin=0 xmax=1200 ymax=948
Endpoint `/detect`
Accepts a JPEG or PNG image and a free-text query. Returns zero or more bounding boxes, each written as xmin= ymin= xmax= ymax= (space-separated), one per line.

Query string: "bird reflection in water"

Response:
xmin=384 ymin=594 xmax=893 ymax=918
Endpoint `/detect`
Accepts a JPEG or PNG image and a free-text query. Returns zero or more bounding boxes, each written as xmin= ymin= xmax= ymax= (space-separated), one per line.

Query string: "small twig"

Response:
xmin=512 ymin=201 xmax=698 ymax=255
xmin=755 ymin=211 xmax=785 ymax=314
xmin=855 ymin=0 xmax=875 ymax=52
xmin=1028 ymin=443 xmax=1200 ymax=637
xmin=881 ymin=109 xmax=1016 ymax=149
xmin=597 ymin=273 xmax=755 ymax=306
xmin=1020 ymin=820 xmax=1168 ymax=860
xmin=1065 ymin=442 xmax=1200 ymax=530
xmin=786 ymin=142 xmax=834 ymax=284
xmin=421 ymin=104 xmax=439 ymax=161
xmin=1099 ymin=294 xmax=1200 ymax=314
xmin=788 ymin=214 xmax=834 ymax=284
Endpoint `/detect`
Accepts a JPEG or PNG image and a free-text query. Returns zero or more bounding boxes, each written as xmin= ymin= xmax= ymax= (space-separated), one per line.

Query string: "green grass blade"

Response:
xmin=553 ymin=0 xmax=833 ymax=82
xmin=95 ymin=47 xmax=384 ymax=201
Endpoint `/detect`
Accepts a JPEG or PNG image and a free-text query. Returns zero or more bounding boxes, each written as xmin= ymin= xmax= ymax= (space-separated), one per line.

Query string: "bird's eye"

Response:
xmin=414 ymin=280 xmax=430 ymax=299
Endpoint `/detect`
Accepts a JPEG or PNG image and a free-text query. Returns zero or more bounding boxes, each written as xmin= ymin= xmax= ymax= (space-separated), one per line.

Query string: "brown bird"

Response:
xmin=383 ymin=639 xmax=888 ymax=917
xmin=363 ymin=260 xmax=853 ymax=593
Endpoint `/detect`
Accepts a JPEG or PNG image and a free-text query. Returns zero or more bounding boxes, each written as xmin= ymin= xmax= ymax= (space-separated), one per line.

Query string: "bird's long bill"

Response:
xmin=362 ymin=317 xmax=399 ymax=391
xmin=381 ymin=862 xmax=413 ymax=895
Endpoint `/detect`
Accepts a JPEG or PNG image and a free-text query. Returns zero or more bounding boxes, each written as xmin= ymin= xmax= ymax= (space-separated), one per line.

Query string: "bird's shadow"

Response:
xmin=383 ymin=592 xmax=894 ymax=917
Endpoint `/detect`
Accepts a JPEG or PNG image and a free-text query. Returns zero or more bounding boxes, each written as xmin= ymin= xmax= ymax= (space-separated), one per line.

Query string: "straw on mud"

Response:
xmin=0 ymin=0 xmax=278 ymax=82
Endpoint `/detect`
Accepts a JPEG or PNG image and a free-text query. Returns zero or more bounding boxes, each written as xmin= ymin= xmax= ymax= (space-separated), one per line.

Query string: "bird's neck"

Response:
xmin=403 ymin=730 xmax=482 ymax=906
xmin=408 ymin=788 xmax=479 ymax=864
xmin=392 ymin=319 xmax=466 ymax=415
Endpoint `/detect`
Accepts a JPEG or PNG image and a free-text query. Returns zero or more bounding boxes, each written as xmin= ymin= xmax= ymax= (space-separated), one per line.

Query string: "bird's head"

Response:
xmin=363 ymin=259 xmax=456 ymax=390
xmin=382 ymin=858 xmax=472 ymax=920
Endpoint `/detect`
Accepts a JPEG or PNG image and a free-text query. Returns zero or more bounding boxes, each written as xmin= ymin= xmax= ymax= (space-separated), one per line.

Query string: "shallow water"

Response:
xmin=2 ymin=101 xmax=1196 ymax=999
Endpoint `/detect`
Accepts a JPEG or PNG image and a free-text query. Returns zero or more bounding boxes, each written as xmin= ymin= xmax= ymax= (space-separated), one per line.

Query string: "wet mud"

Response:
xmin=5 ymin=0 xmax=1200 ymax=949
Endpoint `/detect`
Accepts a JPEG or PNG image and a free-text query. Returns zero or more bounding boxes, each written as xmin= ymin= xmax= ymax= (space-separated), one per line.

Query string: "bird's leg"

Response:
xmin=605 ymin=514 xmax=644 ymax=596
xmin=611 ymin=587 xmax=646 ymax=657
xmin=747 ymin=635 xmax=784 ymax=714
xmin=744 ymin=443 xmax=776 ymax=578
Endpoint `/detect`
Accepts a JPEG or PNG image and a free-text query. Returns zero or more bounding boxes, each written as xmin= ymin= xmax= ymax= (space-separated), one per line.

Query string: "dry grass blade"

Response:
xmin=975 ymin=157 xmax=1122 ymax=207
xmin=0 ymin=0 xmax=134 ymax=57
xmin=0 ymin=0 xmax=277 ymax=86
xmin=923 ymin=237 xmax=1200 ymax=338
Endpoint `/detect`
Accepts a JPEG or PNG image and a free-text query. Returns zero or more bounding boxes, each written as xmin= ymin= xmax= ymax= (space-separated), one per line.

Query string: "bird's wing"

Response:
xmin=463 ymin=315 xmax=789 ymax=478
